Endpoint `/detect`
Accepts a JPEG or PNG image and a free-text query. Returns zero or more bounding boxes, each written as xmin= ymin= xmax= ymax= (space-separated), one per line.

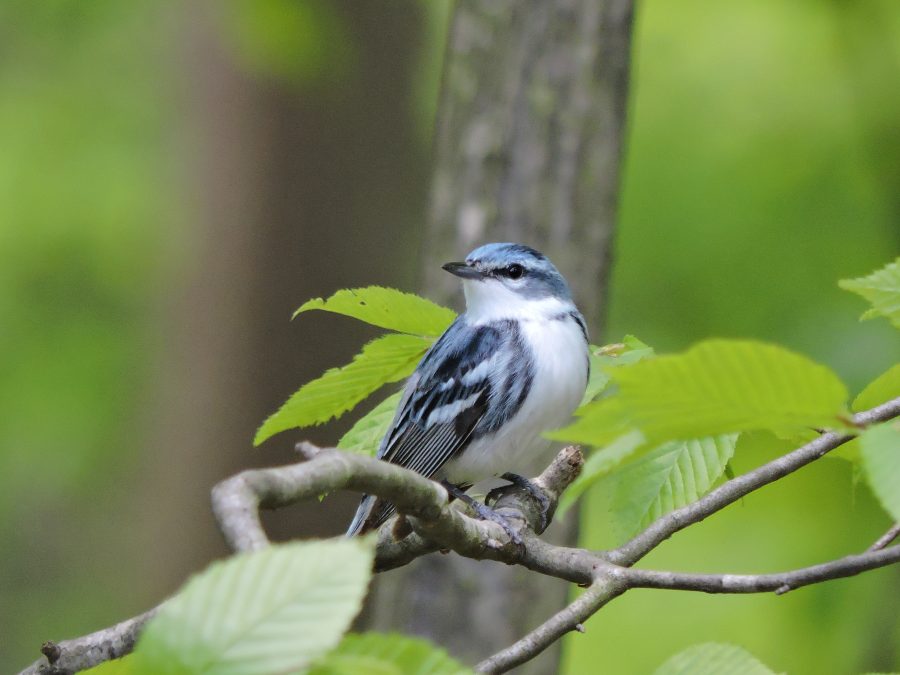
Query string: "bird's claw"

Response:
xmin=471 ymin=501 xmax=524 ymax=547
xmin=488 ymin=473 xmax=552 ymax=532
xmin=441 ymin=479 xmax=525 ymax=549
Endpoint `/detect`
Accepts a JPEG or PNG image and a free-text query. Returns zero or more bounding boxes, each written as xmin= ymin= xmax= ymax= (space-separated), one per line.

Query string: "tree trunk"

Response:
xmin=369 ymin=1 xmax=634 ymax=672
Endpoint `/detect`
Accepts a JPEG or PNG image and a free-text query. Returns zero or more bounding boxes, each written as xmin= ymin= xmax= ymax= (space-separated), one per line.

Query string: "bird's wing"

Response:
xmin=347 ymin=318 xmax=530 ymax=536
xmin=376 ymin=318 xmax=505 ymax=480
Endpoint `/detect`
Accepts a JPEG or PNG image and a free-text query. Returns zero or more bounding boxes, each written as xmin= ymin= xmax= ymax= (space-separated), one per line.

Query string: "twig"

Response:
xmin=622 ymin=545 xmax=900 ymax=594
xmin=473 ymin=576 xmax=627 ymax=674
xmin=869 ymin=523 xmax=900 ymax=552
xmin=211 ymin=444 xmax=587 ymax=570
xmin=212 ymin=443 xmax=451 ymax=553
xmin=18 ymin=608 xmax=160 ymax=675
xmin=607 ymin=397 xmax=900 ymax=566
xmin=474 ymin=541 xmax=900 ymax=673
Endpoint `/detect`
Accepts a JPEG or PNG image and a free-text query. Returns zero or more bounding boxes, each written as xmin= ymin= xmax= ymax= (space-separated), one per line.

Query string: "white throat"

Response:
xmin=462 ymin=279 xmax=573 ymax=324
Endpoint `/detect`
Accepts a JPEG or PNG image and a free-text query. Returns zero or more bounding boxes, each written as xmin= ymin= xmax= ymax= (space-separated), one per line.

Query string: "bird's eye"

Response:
xmin=505 ymin=264 xmax=524 ymax=279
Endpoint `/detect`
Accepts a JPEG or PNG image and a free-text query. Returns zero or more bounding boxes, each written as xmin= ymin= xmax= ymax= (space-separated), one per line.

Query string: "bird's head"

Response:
xmin=442 ymin=243 xmax=574 ymax=320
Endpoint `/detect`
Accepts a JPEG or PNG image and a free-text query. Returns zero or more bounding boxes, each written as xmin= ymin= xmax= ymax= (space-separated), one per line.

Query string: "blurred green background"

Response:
xmin=1 ymin=1 xmax=897 ymax=673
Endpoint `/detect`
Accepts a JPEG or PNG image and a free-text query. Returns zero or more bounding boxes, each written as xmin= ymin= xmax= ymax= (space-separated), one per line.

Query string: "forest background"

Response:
xmin=1 ymin=1 xmax=899 ymax=673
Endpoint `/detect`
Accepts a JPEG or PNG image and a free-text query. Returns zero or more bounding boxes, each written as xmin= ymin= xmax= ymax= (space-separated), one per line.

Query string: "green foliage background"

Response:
xmin=0 ymin=0 xmax=897 ymax=673
xmin=567 ymin=2 xmax=900 ymax=673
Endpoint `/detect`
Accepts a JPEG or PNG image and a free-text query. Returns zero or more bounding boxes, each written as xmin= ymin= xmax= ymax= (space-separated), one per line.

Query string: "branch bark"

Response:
xmin=19 ymin=609 xmax=159 ymax=675
xmin=622 ymin=545 xmax=900 ymax=595
xmin=19 ymin=396 xmax=900 ymax=675
xmin=869 ymin=523 xmax=900 ymax=552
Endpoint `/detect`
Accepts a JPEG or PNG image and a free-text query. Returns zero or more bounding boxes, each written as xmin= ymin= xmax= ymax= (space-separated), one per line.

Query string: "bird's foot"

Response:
xmin=470 ymin=500 xmax=524 ymax=547
xmin=486 ymin=472 xmax=551 ymax=532
xmin=442 ymin=481 xmax=524 ymax=547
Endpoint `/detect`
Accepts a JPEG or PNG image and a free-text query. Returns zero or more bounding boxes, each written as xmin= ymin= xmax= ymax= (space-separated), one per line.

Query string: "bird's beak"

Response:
xmin=442 ymin=261 xmax=483 ymax=280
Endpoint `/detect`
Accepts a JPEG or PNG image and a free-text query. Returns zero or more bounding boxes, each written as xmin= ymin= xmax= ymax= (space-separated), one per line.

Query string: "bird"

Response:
xmin=346 ymin=243 xmax=589 ymax=538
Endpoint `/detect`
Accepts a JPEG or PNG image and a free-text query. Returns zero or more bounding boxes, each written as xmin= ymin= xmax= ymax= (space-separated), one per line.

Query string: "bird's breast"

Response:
xmin=519 ymin=315 xmax=589 ymax=429
xmin=440 ymin=314 xmax=588 ymax=484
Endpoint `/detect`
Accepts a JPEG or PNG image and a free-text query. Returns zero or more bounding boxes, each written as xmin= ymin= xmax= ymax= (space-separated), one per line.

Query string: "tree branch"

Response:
xmin=869 ymin=523 xmax=900 ymax=552
xmin=212 ymin=441 xmax=451 ymax=554
xmin=607 ymin=397 xmax=900 ymax=566
xmin=620 ymin=545 xmax=900 ymax=594
xmin=19 ymin=397 xmax=900 ymax=675
xmin=18 ymin=608 xmax=159 ymax=675
xmin=473 ymin=577 xmax=627 ymax=674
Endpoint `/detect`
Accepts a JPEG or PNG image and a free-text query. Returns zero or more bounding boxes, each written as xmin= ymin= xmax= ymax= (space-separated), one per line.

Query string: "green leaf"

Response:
xmin=653 ymin=643 xmax=778 ymax=675
xmin=608 ymin=435 xmax=738 ymax=540
xmin=581 ymin=350 xmax=612 ymax=406
xmin=844 ymin=364 xmax=900 ymax=464
xmin=853 ymin=364 xmax=900 ymax=412
xmin=547 ymin=396 xmax=635 ymax=447
xmin=310 ymin=633 xmax=471 ymax=675
xmin=293 ymin=286 xmax=456 ymax=336
xmin=255 ymin=333 xmax=431 ymax=445
xmin=622 ymin=334 xmax=654 ymax=352
xmin=839 ymin=257 xmax=900 ymax=329
xmin=829 ymin=436 xmax=861 ymax=464
xmin=552 ymin=340 xmax=849 ymax=448
xmin=723 ymin=461 xmax=735 ymax=480
xmin=613 ymin=339 xmax=848 ymax=443
xmin=732 ymin=429 xmax=797 ymax=458
xmin=860 ymin=420 xmax=900 ymax=521
xmin=556 ymin=430 xmax=646 ymax=517
xmin=579 ymin=336 xmax=655 ymax=407
xmin=133 ymin=539 xmax=374 ymax=675
xmin=840 ymin=365 xmax=900 ymax=463
xmin=338 ymin=390 xmax=403 ymax=456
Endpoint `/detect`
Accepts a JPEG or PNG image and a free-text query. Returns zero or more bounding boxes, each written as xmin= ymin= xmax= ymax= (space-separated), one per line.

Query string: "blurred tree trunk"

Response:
xmin=135 ymin=0 xmax=429 ymax=604
xmin=369 ymin=0 xmax=634 ymax=672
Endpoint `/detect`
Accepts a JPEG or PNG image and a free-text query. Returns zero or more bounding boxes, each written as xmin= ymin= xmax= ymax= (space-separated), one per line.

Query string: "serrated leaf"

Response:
xmin=853 ymin=364 xmax=900 ymax=412
xmin=608 ymin=435 xmax=738 ymax=540
xmin=310 ymin=633 xmax=471 ymax=675
xmin=133 ymin=539 xmax=374 ymax=675
xmin=293 ymin=287 xmax=456 ymax=336
xmin=613 ymin=340 xmax=848 ymax=443
xmin=255 ymin=334 xmax=431 ymax=445
xmin=839 ymin=257 xmax=900 ymax=329
xmin=579 ymin=336 xmax=656 ymax=407
xmin=553 ymin=341 xmax=848 ymax=448
xmin=338 ymin=390 xmax=403 ymax=456
xmin=860 ymin=420 xmax=900 ymax=521
xmin=556 ymin=430 xmax=646 ymax=517
xmin=653 ymin=643 xmax=778 ymax=675
xmin=581 ymin=351 xmax=612 ymax=407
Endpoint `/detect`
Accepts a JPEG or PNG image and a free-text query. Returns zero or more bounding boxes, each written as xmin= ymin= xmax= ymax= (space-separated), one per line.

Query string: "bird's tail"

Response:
xmin=346 ymin=494 xmax=376 ymax=536
xmin=346 ymin=494 xmax=397 ymax=536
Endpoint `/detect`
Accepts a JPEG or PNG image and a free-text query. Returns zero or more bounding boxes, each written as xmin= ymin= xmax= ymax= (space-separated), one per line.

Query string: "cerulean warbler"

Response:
xmin=347 ymin=243 xmax=589 ymax=536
